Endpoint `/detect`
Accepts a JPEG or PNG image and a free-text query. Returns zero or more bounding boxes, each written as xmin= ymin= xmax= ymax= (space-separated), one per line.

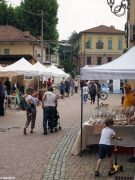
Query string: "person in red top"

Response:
xmin=47 ymin=78 xmax=52 ymax=88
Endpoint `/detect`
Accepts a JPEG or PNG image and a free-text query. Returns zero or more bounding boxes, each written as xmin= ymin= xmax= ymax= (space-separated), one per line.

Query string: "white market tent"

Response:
xmin=48 ymin=65 xmax=70 ymax=78
xmin=0 ymin=66 xmax=16 ymax=77
xmin=80 ymin=46 xmax=135 ymax=154
xmin=81 ymin=46 xmax=135 ymax=80
xmin=5 ymin=57 xmax=38 ymax=76
xmin=33 ymin=61 xmax=52 ymax=76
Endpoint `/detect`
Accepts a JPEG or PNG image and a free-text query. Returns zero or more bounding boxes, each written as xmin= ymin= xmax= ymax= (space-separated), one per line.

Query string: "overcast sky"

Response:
xmin=9 ymin=0 xmax=127 ymax=40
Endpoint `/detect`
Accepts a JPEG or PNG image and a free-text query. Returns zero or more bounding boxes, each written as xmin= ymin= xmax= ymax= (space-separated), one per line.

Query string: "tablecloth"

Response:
xmin=71 ymin=121 xmax=135 ymax=155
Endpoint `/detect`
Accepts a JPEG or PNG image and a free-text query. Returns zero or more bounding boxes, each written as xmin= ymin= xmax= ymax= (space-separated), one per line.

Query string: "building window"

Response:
xmin=97 ymin=57 xmax=102 ymax=65
xmin=118 ymin=40 xmax=123 ymax=50
xmin=87 ymin=57 xmax=91 ymax=65
xmin=4 ymin=49 xmax=10 ymax=55
xmin=96 ymin=40 xmax=103 ymax=49
xmin=108 ymin=40 xmax=112 ymax=49
xmin=85 ymin=40 xmax=91 ymax=49
xmin=108 ymin=57 xmax=112 ymax=62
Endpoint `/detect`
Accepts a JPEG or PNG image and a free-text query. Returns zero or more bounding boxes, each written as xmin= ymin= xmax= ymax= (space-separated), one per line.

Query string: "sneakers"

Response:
xmin=30 ymin=130 xmax=33 ymax=133
xmin=50 ymin=129 xmax=54 ymax=133
xmin=43 ymin=129 xmax=47 ymax=135
xmin=95 ymin=171 xmax=100 ymax=177
xmin=23 ymin=128 xmax=26 ymax=135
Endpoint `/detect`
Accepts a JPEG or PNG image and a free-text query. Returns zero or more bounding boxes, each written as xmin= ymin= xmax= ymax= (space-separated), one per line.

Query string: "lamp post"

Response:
xmin=41 ymin=10 xmax=44 ymax=64
xmin=107 ymin=0 xmax=130 ymax=48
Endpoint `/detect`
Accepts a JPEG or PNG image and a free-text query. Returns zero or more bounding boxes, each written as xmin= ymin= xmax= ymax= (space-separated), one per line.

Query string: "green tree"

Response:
xmin=58 ymin=41 xmax=76 ymax=76
xmin=68 ymin=31 xmax=79 ymax=45
xmin=60 ymin=59 xmax=76 ymax=76
xmin=19 ymin=0 xmax=59 ymax=41
xmin=0 ymin=0 xmax=8 ymax=24
xmin=0 ymin=0 xmax=59 ymax=42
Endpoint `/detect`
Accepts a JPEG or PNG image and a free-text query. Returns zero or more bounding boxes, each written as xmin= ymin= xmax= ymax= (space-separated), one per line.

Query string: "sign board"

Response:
xmin=113 ymin=79 xmax=121 ymax=93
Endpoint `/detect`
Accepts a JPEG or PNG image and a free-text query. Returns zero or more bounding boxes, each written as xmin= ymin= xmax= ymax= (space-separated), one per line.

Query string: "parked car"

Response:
xmin=101 ymin=83 xmax=109 ymax=93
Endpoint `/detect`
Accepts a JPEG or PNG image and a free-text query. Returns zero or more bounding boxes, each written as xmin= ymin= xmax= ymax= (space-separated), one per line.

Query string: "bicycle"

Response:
xmin=97 ymin=90 xmax=108 ymax=100
xmin=88 ymin=91 xmax=108 ymax=101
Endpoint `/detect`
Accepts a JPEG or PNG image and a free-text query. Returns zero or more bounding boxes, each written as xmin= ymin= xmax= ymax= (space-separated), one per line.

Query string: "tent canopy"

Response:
xmin=5 ymin=57 xmax=38 ymax=76
xmin=0 ymin=66 xmax=16 ymax=77
xmin=33 ymin=61 xmax=52 ymax=76
xmin=48 ymin=65 xmax=70 ymax=78
xmin=81 ymin=46 xmax=135 ymax=80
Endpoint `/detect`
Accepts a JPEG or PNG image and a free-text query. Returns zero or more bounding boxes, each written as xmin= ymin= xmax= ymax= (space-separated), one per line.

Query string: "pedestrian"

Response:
xmin=74 ymin=79 xmax=79 ymax=93
xmin=59 ymin=80 xmax=65 ymax=99
xmin=122 ymin=84 xmax=135 ymax=163
xmin=47 ymin=78 xmax=52 ymax=88
xmin=4 ymin=78 xmax=11 ymax=95
xmin=42 ymin=87 xmax=57 ymax=135
xmin=95 ymin=117 xmax=121 ymax=177
xmin=23 ymin=95 xmax=37 ymax=135
xmin=0 ymin=81 xmax=6 ymax=116
xmin=83 ymin=83 xmax=89 ymax=103
xmin=70 ymin=78 xmax=74 ymax=96
xmin=89 ymin=81 xmax=97 ymax=104
xmin=65 ymin=78 xmax=70 ymax=97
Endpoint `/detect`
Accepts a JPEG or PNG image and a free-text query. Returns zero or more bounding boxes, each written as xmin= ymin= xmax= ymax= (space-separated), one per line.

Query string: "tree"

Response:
xmin=19 ymin=0 xmax=59 ymax=41
xmin=58 ymin=40 xmax=76 ymax=76
xmin=0 ymin=0 xmax=59 ymax=41
xmin=68 ymin=31 xmax=79 ymax=45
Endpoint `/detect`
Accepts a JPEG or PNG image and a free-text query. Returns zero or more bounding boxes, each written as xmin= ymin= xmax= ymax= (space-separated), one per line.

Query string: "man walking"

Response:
xmin=42 ymin=87 xmax=57 ymax=135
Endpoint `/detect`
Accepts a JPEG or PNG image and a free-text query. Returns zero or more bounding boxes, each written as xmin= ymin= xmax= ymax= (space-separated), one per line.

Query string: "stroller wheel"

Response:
xmin=119 ymin=165 xmax=123 ymax=172
xmin=55 ymin=128 xmax=58 ymax=132
xmin=59 ymin=126 xmax=62 ymax=130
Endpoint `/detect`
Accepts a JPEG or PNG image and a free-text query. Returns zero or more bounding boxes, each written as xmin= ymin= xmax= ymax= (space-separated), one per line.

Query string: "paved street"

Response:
xmin=0 ymin=93 xmax=135 ymax=180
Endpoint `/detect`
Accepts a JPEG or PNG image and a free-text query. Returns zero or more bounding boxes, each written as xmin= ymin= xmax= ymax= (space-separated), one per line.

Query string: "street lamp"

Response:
xmin=107 ymin=0 xmax=130 ymax=48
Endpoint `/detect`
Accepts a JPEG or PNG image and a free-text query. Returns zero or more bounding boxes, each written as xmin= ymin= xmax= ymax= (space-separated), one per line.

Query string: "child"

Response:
xmin=23 ymin=95 xmax=36 ymax=135
xmin=95 ymin=117 xmax=121 ymax=177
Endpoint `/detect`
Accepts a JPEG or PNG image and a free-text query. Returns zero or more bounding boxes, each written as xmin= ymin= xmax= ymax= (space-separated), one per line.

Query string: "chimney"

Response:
xmin=24 ymin=30 xmax=30 ymax=37
xmin=110 ymin=25 xmax=115 ymax=29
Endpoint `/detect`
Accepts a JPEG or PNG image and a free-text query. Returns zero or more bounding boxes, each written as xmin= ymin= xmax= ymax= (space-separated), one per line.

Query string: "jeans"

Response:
xmin=43 ymin=106 xmax=55 ymax=130
xmin=83 ymin=94 xmax=88 ymax=103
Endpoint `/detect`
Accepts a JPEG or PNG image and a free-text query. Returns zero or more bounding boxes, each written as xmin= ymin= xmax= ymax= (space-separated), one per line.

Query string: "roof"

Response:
xmin=81 ymin=25 xmax=124 ymax=34
xmin=0 ymin=25 xmax=37 ymax=41
xmin=0 ymin=54 xmax=35 ymax=65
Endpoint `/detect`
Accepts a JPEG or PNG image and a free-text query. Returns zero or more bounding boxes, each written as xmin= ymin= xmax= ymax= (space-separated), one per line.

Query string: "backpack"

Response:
xmin=19 ymin=96 xmax=29 ymax=110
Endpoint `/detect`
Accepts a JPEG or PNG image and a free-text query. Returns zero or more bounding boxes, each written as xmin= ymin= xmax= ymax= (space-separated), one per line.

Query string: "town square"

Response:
xmin=0 ymin=0 xmax=135 ymax=180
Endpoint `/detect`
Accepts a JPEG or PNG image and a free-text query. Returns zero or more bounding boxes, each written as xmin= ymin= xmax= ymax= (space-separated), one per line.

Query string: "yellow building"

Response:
xmin=74 ymin=25 xmax=126 ymax=73
xmin=0 ymin=25 xmax=47 ymax=65
xmin=129 ymin=0 xmax=135 ymax=47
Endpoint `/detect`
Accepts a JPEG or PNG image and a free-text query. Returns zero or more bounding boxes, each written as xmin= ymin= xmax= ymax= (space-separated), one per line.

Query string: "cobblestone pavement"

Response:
xmin=0 ymin=92 xmax=91 ymax=180
xmin=0 ymin=93 xmax=135 ymax=180
xmin=42 ymin=94 xmax=135 ymax=180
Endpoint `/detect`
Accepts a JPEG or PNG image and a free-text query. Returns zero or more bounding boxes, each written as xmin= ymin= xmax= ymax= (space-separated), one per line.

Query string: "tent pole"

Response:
xmin=80 ymin=87 xmax=83 ymax=156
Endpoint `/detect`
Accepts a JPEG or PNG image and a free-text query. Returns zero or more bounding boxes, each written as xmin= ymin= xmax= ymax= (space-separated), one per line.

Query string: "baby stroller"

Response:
xmin=48 ymin=108 xmax=61 ymax=132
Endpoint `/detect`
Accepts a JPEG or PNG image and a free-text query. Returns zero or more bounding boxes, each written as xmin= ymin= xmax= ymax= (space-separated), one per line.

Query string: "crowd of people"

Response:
xmin=82 ymin=80 xmax=101 ymax=104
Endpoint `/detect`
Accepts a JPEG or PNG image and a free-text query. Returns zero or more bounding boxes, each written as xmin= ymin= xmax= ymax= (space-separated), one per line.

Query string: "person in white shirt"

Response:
xmin=83 ymin=83 xmax=89 ymax=103
xmin=95 ymin=118 xmax=121 ymax=177
xmin=42 ymin=87 xmax=57 ymax=135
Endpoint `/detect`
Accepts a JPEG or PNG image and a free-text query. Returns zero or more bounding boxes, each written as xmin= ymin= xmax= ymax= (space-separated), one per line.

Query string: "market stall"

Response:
xmin=77 ymin=46 xmax=135 ymax=155
xmin=5 ymin=57 xmax=38 ymax=76
xmin=0 ymin=66 xmax=16 ymax=77
xmin=72 ymin=108 xmax=135 ymax=155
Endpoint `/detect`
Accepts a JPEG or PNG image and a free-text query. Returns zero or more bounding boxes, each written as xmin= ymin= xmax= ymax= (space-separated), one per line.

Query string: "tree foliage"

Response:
xmin=0 ymin=0 xmax=59 ymax=41
xmin=68 ymin=31 xmax=79 ymax=45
